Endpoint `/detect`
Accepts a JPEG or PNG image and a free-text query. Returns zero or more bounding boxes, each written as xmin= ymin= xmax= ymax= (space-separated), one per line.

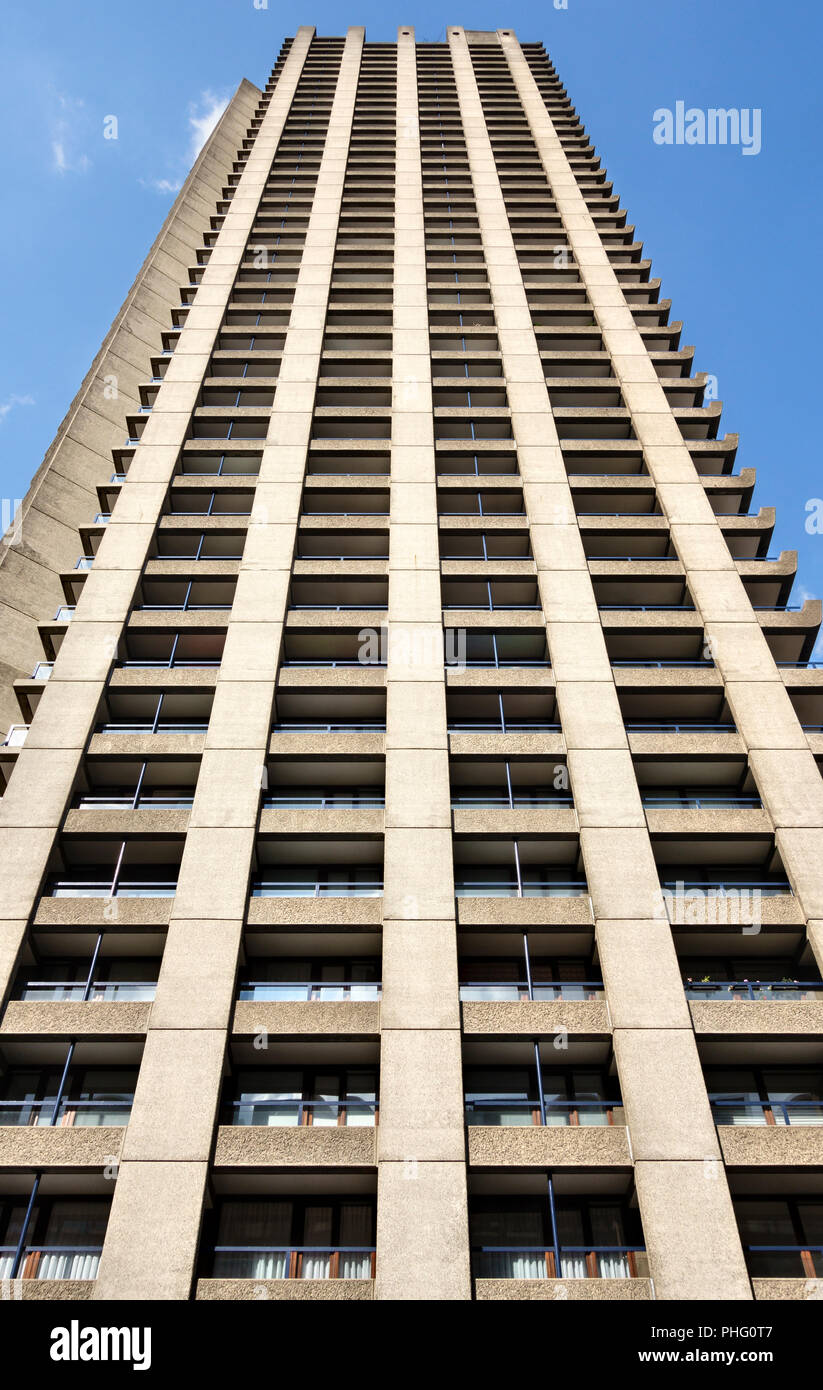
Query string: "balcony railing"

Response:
xmin=0 ymin=1246 xmax=103 ymax=1280
xmin=120 ymin=659 xmax=221 ymax=669
xmin=626 ymin=722 xmax=737 ymax=733
xmin=711 ymin=1099 xmax=823 ymax=1126
xmin=287 ymin=603 xmax=387 ymax=611
xmin=137 ymin=603 xmax=233 ymax=613
xmin=643 ymin=796 xmax=761 ymax=808
xmin=211 ymin=1245 xmax=375 ymax=1279
xmin=663 ymin=880 xmax=792 ymax=899
xmin=685 ymin=981 xmax=823 ymax=1001
xmin=238 ymin=981 xmax=381 ymax=1002
xmin=465 ymin=1099 xmax=623 ymax=1126
xmin=263 ymin=794 xmax=385 ymax=808
xmin=0 ymin=1098 xmax=132 ymax=1127
xmin=455 ymin=877 xmax=588 ymax=898
xmin=97 ymin=722 xmax=208 ymax=734
xmin=471 ymin=1245 xmax=648 ymax=1279
xmin=451 ymin=794 xmax=573 ymax=808
xmin=461 ymin=656 xmax=550 ymax=668
xmin=18 ymin=980 xmax=157 ymax=1002
xmin=227 ymin=1098 xmax=377 ymax=1126
xmin=155 ymin=551 xmax=244 ymax=561
xmin=459 ymin=980 xmax=603 ymax=1002
xmin=272 ymin=721 xmax=385 ymax=733
xmin=744 ymin=1246 xmax=823 ymax=1278
xmin=77 ymin=795 xmax=194 ymax=809
xmin=447 ymin=721 xmax=561 ymax=734
xmin=281 ymin=659 xmax=388 ymax=668
xmin=251 ymin=875 xmax=383 ymax=898
xmin=48 ymin=878 xmax=178 ymax=899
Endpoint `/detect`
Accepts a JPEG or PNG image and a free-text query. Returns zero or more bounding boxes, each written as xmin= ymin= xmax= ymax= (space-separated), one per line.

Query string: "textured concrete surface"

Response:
xmin=476 ymin=1278 xmax=653 ymax=1300
xmin=0 ymin=1001 xmax=151 ymax=1036
xmin=196 ymin=1278 xmax=375 ymax=1300
xmin=461 ymin=999 xmax=610 ymax=1036
xmin=0 ymin=1126 xmax=125 ymax=1168
xmin=467 ymin=1124 xmax=630 ymax=1167
xmin=214 ymin=1124 xmax=377 ymax=1167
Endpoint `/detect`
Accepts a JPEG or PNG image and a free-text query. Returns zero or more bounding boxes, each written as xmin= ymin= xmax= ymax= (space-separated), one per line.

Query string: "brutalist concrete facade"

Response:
xmin=1 ymin=26 xmax=822 ymax=1303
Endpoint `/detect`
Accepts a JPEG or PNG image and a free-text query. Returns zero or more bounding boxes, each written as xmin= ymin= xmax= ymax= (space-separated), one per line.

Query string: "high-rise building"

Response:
xmin=0 ymin=25 xmax=821 ymax=1305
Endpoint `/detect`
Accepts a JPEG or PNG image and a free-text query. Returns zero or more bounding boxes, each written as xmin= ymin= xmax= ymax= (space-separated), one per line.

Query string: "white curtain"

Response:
xmin=339 ymin=1204 xmax=374 ymax=1278
xmin=301 ymin=1206 xmax=333 ymax=1279
xmin=37 ymin=1201 xmax=107 ymax=1280
xmin=38 ymin=1250 xmax=100 ymax=1280
xmin=213 ymin=1200 xmax=291 ymax=1278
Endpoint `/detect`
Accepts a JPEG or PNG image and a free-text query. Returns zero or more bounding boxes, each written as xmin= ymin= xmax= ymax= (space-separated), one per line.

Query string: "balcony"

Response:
xmin=473 ymin=1244 xmax=647 ymax=1281
xmin=152 ymin=530 xmax=246 ymax=562
xmin=250 ymin=870 xmax=383 ymax=898
xmin=37 ymin=836 xmax=181 ymax=932
xmin=136 ymin=579 xmax=236 ymax=612
xmin=0 ymin=1196 xmax=110 ymax=1285
xmin=281 ymin=627 xmax=386 ymax=668
xmin=263 ymin=789 xmax=384 ymax=811
xmin=46 ymin=873 xmax=177 ymax=899
xmin=712 ymin=1099 xmax=823 ymax=1127
xmin=455 ymin=873 xmax=586 ymax=899
xmin=198 ymin=1196 xmax=376 ymax=1298
xmin=119 ymin=630 xmax=225 ymax=671
xmin=225 ymin=1072 xmax=375 ymax=1126
xmin=0 ymin=1243 xmax=103 ymax=1282
xmin=735 ymin=1196 xmax=823 ymax=1295
xmin=0 ymin=1070 xmax=134 ymax=1128
xmin=209 ymin=1244 xmax=375 ymax=1281
xmin=470 ymin=1192 xmax=649 ymax=1298
xmin=442 ymin=580 xmax=540 ymax=612
xmin=686 ymin=981 xmax=823 ymax=1003
xmin=13 ymin=957 xmax=160 ymax=1004
xmin=452 ymin=799 xmax=573 ymax=839
xmin=662 ymin=871 xmax=796 ymax=932
xmin=296 ymin=530 xmax=389 ymax=561
xmin=447 ymin=687 xmax=558 ymax=743
xmin=454 ymin=829 xmax=584 ymax=902
xmin=90 ymin=691 xmax=212 ymax=755
xmin=232 ymin=947 xmax=381 ymax=1038
xmin=237 ymin=962 xmax=381 ymax=1003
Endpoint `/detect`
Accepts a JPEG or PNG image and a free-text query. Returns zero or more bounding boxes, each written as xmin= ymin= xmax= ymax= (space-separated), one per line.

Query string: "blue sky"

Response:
xmin=1 ymin=0 xmax=821 ymax=614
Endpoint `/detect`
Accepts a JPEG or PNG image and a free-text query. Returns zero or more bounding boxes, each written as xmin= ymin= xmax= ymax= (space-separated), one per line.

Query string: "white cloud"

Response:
xmin=140 ymin=176 xmax=183 ymax=195
xmin=141 ymin=89 xmax=230 ymax=196
xmin=50 ymin=93 xmax=91 ymax=175
xmin=187 ymin=90 xmax=230 ymax=159
xmin=0 ymin=395 xmax=35 ymax=423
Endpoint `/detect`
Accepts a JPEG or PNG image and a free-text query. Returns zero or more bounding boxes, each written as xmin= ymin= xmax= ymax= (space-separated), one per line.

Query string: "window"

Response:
xmin=210 ymin=1199 xmax=376 ymax=1279
xmin=0 ymin=1198 xmax=110 ymax=1280
xmin=226 ymin=1068 xmax=377 ymax=1127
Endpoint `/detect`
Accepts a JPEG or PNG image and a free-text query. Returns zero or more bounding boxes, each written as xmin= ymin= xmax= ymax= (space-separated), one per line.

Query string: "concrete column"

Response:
xmin=450 ymin=26 xmax=751 ymax=1300
xmin=500 ymin=31 xmax=823 ymax=966
xmin=92 ymin=26 xmax=356 ymax=1299
xmin=376 ymin=26 xmax=471 ymax=1302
